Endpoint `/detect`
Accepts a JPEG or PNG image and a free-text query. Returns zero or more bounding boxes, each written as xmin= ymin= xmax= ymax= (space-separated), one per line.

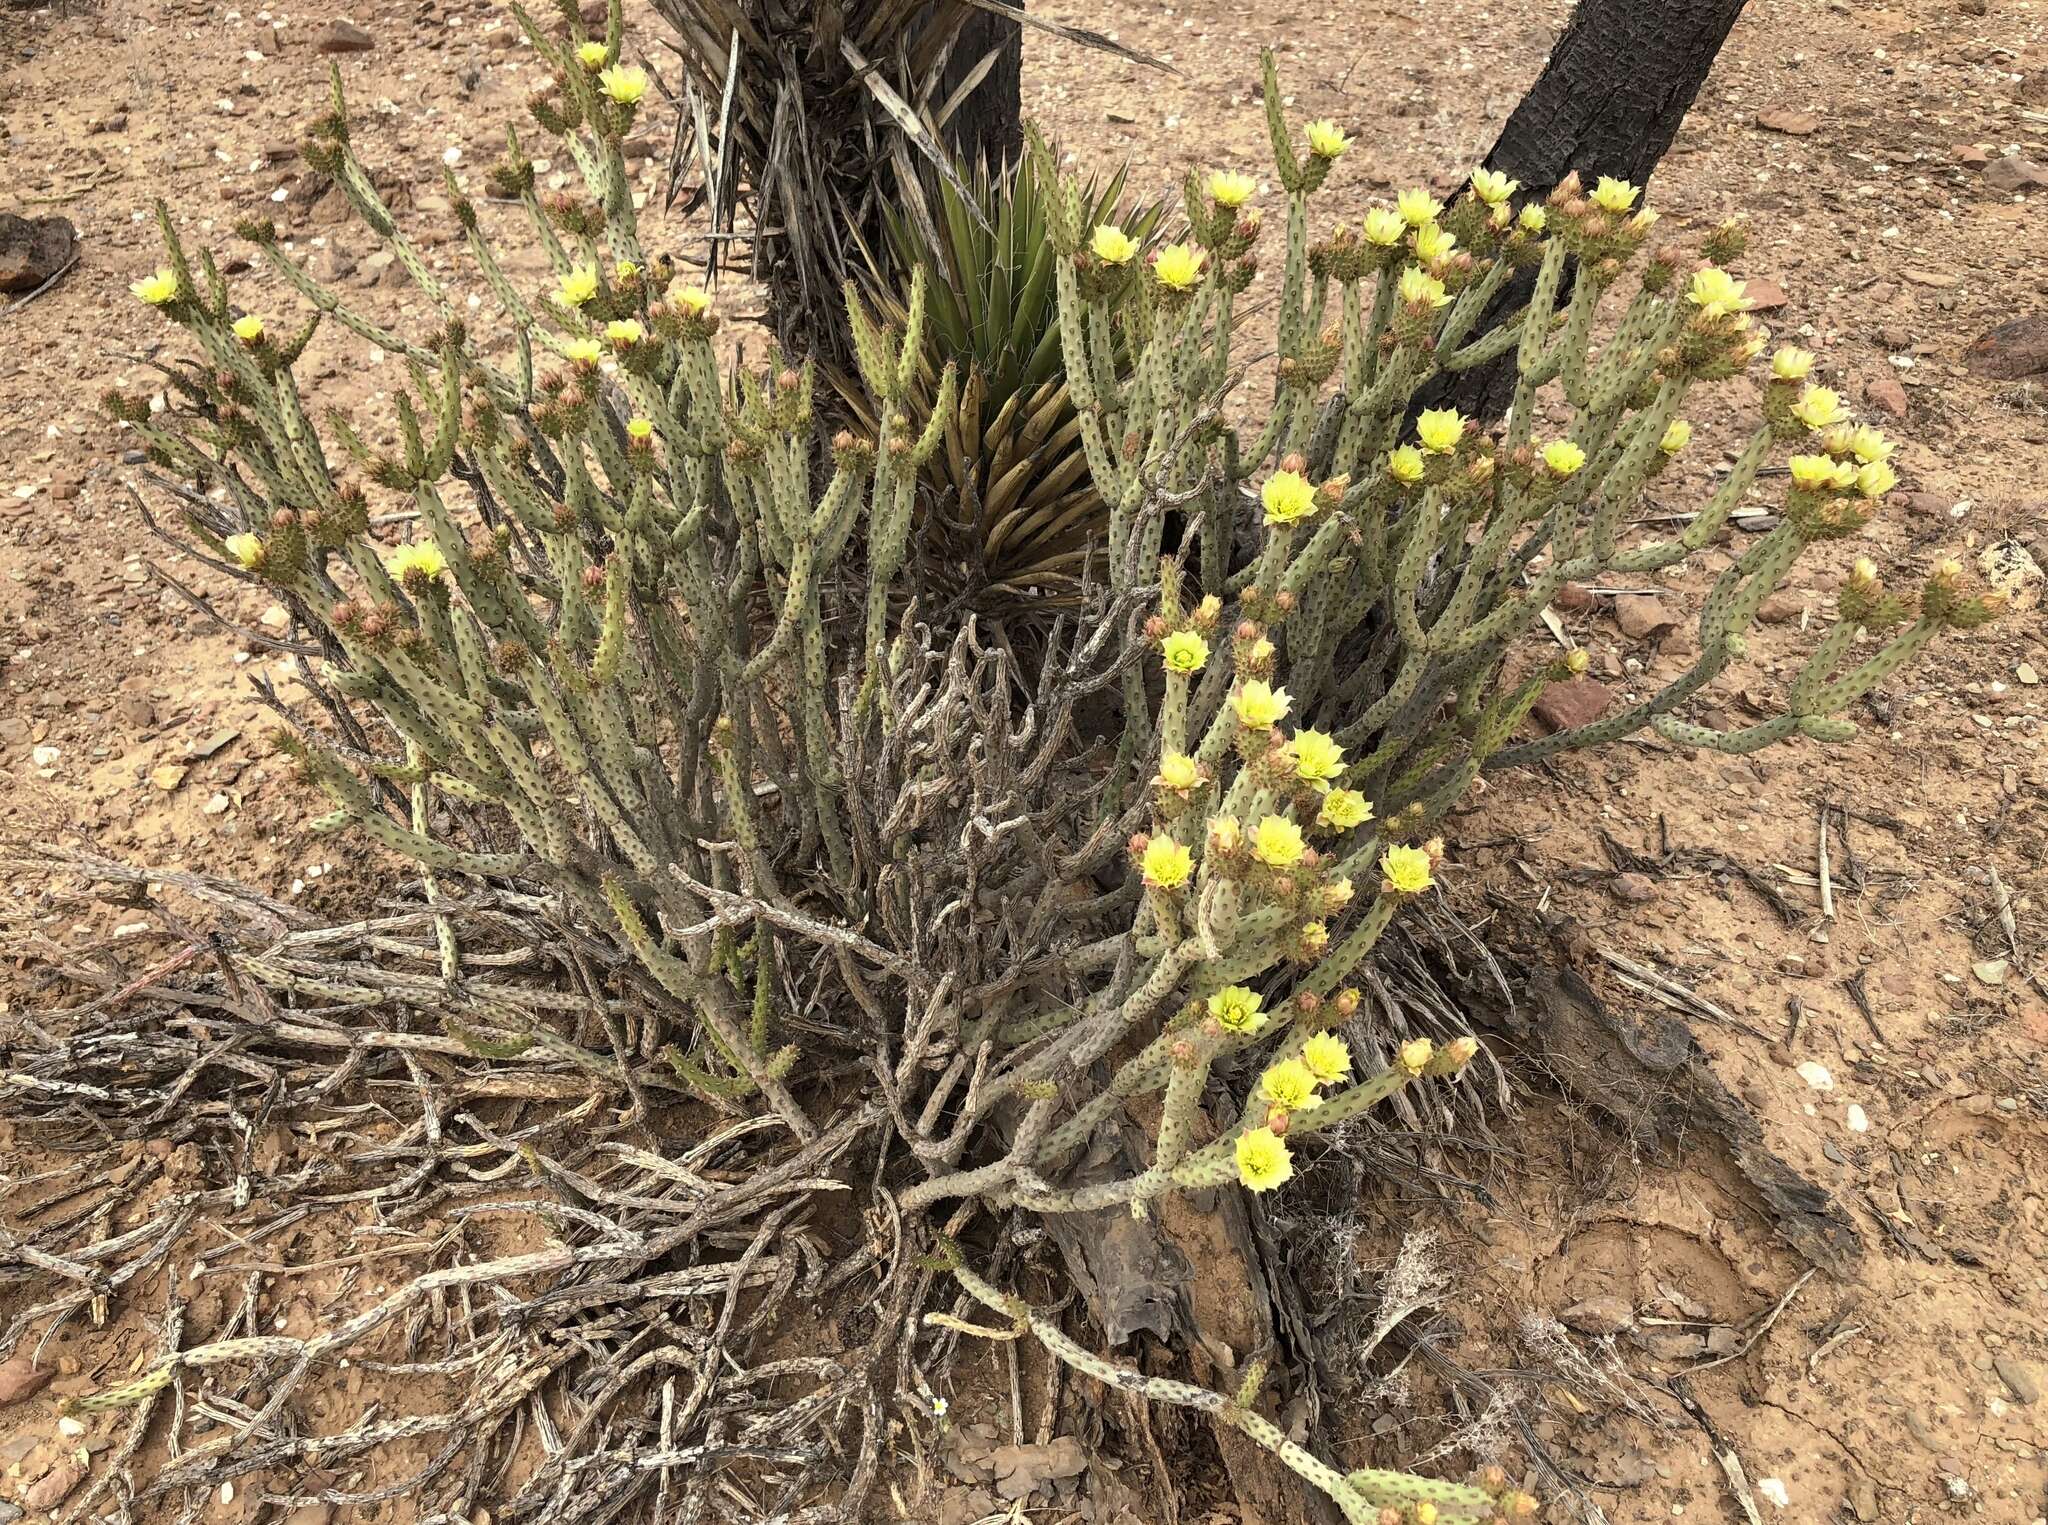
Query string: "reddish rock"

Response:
xmin=1953 ymin=143 xmax=1991 ymax=168
xmin=1756 ymin=591 xmax=1805 ymax=625
xmin=1742 ymin=276 xmax=1789 ymax=311
xmin=1610 ymin=871 xmax=1659 ymax=904
xmin=1865 ymin=375 xmax=1909 ymax=418
xmin=1964 ymin=315 xmax=2048 ymax=380
xmin=1532 ymin=679 xmax=1613 ymax=733
xmin=25 ymin=1461 xmax=87 ymax=1510
xmin=1983 ymin=155 xmax=2048 ymax=193
xmin=1614 ymin=592 xmax=1678 ymax=641
xmin=0 ymin=1353 xmax=55 ymax=1405
xmin=314 ymin=18 xmax=374 ymax=53
xmin=1756 ymin=108 xmax=1820 ymax=136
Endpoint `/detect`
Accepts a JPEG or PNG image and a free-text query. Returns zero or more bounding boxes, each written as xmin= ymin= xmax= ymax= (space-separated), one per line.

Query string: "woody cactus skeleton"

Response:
xmin=102 ymin=5 xmax=1994 ymax=1517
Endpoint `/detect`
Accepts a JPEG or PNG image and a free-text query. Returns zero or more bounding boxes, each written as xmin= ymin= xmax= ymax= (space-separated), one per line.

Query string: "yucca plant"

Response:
xmin=846 ymin=153 xmax=1169 ymax=608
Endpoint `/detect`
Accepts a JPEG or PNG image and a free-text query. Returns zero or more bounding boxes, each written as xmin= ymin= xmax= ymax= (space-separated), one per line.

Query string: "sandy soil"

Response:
xmin=3 ymin=0 xmax=2046 ymax=1520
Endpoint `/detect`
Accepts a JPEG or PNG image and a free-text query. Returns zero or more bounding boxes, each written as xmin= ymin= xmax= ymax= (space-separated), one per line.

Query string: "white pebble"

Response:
xmin=1795 ymin=1061 xmax=1834 ymax=1091
xmin=57 ymin=1416 xmax=86 ymax=1438
xmin=1757 ymin=1478 xmax=1789 ymax=1509
xmin=1845 ymin=1104 xmax=1869 ymax=1133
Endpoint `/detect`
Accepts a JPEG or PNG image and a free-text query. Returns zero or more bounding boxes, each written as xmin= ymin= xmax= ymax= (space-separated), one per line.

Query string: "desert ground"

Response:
xmin=3 ymin=0 xmax=2046 ymax=1521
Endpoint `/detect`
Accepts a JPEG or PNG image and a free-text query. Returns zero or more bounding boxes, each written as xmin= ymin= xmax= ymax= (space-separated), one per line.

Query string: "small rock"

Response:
xmin=1561 ymin=1295 xmax=1634 ymax=1336
xmin=2017 ymin=662 xmax=2039 ymax=685
xmin=24 ymin=1463 xmax=86 ymax=1512
xmin=1902 ymin=269 xmax=1960 ymax=288
xmin=1953 ymin=143 xmax=1991 ymax=168
xmin=1614 ymin=593 xmax=1677 ymax=641
xmin=151 ymin=763 xmax=189 ymax=792
xmin=1756 ymin=1478 xmax=1790 ymax=1509
xmin=0 ymin=212 xmax=79 ymax=294
xmin=1983 ymin=156 xmax=2048 ymax=193
xmin=1899 ymin=490 xmax=1949 ymax=517
xmin=1851 ymin=1478 xmax=1878 ymax=1521
xmin=1635 ymin=1329 xmax=1707 ymax=1362
xmin=1610 ymin=872 xmax=1658 ymax=904
xmin=1796 ymin=1060 xmax=1835 ymax=1091
xmin=1756 ymin=109 xmax=1820 ymax=136
xmin=1531 ymin=678 xmax=1612 ymax=733
xmin=204 ymin=792 xmax=232 ymax=816
xmin=1972 ymin=958 xmax=2008 ymax=986
xmin=1993 ymin=1353 xmax=2040 ymax=1405
xmin=1742 ymin=276 xmax=1789 ymax=310
xmin=1756 ymin=591 xmax=1804 ymax=625
xmin=1846 ymin=1104 xmax=1870 ymax=1133
xmin=1865 ymin=376 xmax=1909 ymax=419
xmin=256 ymin=24 xmax=282 ymax=54
xmin=1965 ymin=315 xmax=2048 ymax=380
xmin=314 ymin=18 xmax=374 ymax=53
xmin=0 ymin=1354 xmax=55 ymax=1405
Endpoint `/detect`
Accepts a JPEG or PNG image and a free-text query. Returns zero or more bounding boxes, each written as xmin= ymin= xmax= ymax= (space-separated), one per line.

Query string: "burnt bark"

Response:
xmin=1431 ymin=0 xmax=1751 ymax=417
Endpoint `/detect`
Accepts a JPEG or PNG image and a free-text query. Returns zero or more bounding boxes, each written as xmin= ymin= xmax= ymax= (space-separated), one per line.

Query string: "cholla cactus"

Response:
xmin=102 ymin=10 xmax=1995 ymax=1519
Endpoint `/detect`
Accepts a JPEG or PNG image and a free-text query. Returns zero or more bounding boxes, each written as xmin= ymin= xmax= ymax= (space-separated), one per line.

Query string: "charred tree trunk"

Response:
xmin=1430 ymin=0 xmax=1750 ymax=417
xmin=931 ymin=2 xmax=1025 ymax=168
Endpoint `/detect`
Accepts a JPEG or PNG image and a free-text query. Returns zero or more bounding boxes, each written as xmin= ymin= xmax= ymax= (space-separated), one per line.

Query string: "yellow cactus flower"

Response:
xmin=1156 ymin=752 xmax=1201 ymax=792
xmin=1379 ymin=844 xmax=1435 ymax=894
xmin=1541 ymin=439 xmax=1587 ymax=478
xmin=1323 ymin=876 xmax=1355 ymax=911
xmin=1414 ymin=407 xmax=1465 ymax=454
xmin=1855 ymin=459 xmax=1898 ymax=499
xmin=387 ymin=541 xmax=448 ymax=582
xmin=1261 ymin=470 xmax=1319 ymax=525
xmin=1234 ymin=679 xmax=1291 ymax=729
xmin=1300 ymin=1031 xmax=1353 ymax=1085
xmin=223 ymin=532 xmax=265 ymax=571
xmin=671 ymin=283 xmax=713 ymax=316
xmin=131 ymin=268 xmax=179 ymax=306
xmin=1235 ymin=1127 xmax=1294 ymax=1192
xmin=1660 ymin=418 xmax=1693 ymax=454
xmin=1209 ymin=169 xmax=1257 ymax=207
xmin=231 ymin=314 xmax=264 ymax=342
xmin=605 ymin=318 xmax=646 ymax=345
xmin=1298 ymin=920 xmax=1331 ymax=957
xmin=1848 ymin=425 xmax=1894 ymax=464
xmin=1686 ymin=266 xmax=1751 ymax=319
xmin=562 ymin=337 xmax=603 ymax=365
xmin=1318 ymin=789 xmax=1372 ymax=831
xmin=1208 ymin=985 xmax=1268 ymax=1035
xmin=1397 ymin=265 xmax=1450 ymax=310
xmin=1260 ymin=1058 xmax=1321 ymax=1112
xmin=1440 ymin=1036 xmax=1480 ymax=1070
xmin=1386 ymin=445 xmax=1426 ymax=485
xmin=1153 ymin=242 xmax=1207 ymax=290
xmin=1140 ymin=836 xmax=1195 ymax=891
xmin=1517 ymin=204 xmax=1548 ymax=234
xmin=1590 ymin=176 xmax=1640 ymax=213
xmin=557 ymin=264 xmax=600 ymax=307
xmin=599 ymin=64 xmax=649 ymax=105
xmin=1091 ymin=224 xmax=1138 ymax=265
xmin=1290 ymin=729 xmax=1346 ymax=789
xmin=1788 ymin=453 xmax=1857 ymax=492
xmin=1413 ymin=222 xmax=1457 ymax=262
xmin=1397 ymin=187 xmax=1442 ymax=227
xmin=1208 ymin=815 xmax=1242 ymax=853
xmin=1362 ymin=208 xmax=1407 ymax=246
xmin=1305 ymin=119 xmax=1351 ymax=159
xmin=625 ymin=416 xmax=654 ymax=441
xmin=1470 ymin=167 xmax=1518 ymax=205
xmin=576 ymin=40 xmax=607 ymax=69
xmin=614 ymin=260 xmax=640 ymax=281
xmin=1161 ymin=629 xmax=1210 ymax=675
xmin=1770 ymin=345 xmax=1815 ymax=381
xmin=1252 ymin=814 xmax=1307 ymax=868
xmin=1396 ymin=1037 xmax=1436 ymax=1075
xmin=1630 ymin=207 xmax=1661 ymax=233
xmin=1790 ymin=384 xmax=1850 ymax=431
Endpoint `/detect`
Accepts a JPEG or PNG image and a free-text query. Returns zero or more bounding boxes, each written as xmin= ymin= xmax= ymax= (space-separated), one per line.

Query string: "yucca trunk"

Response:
xmin=651 ymin=0 xmax=1023 ymax=373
